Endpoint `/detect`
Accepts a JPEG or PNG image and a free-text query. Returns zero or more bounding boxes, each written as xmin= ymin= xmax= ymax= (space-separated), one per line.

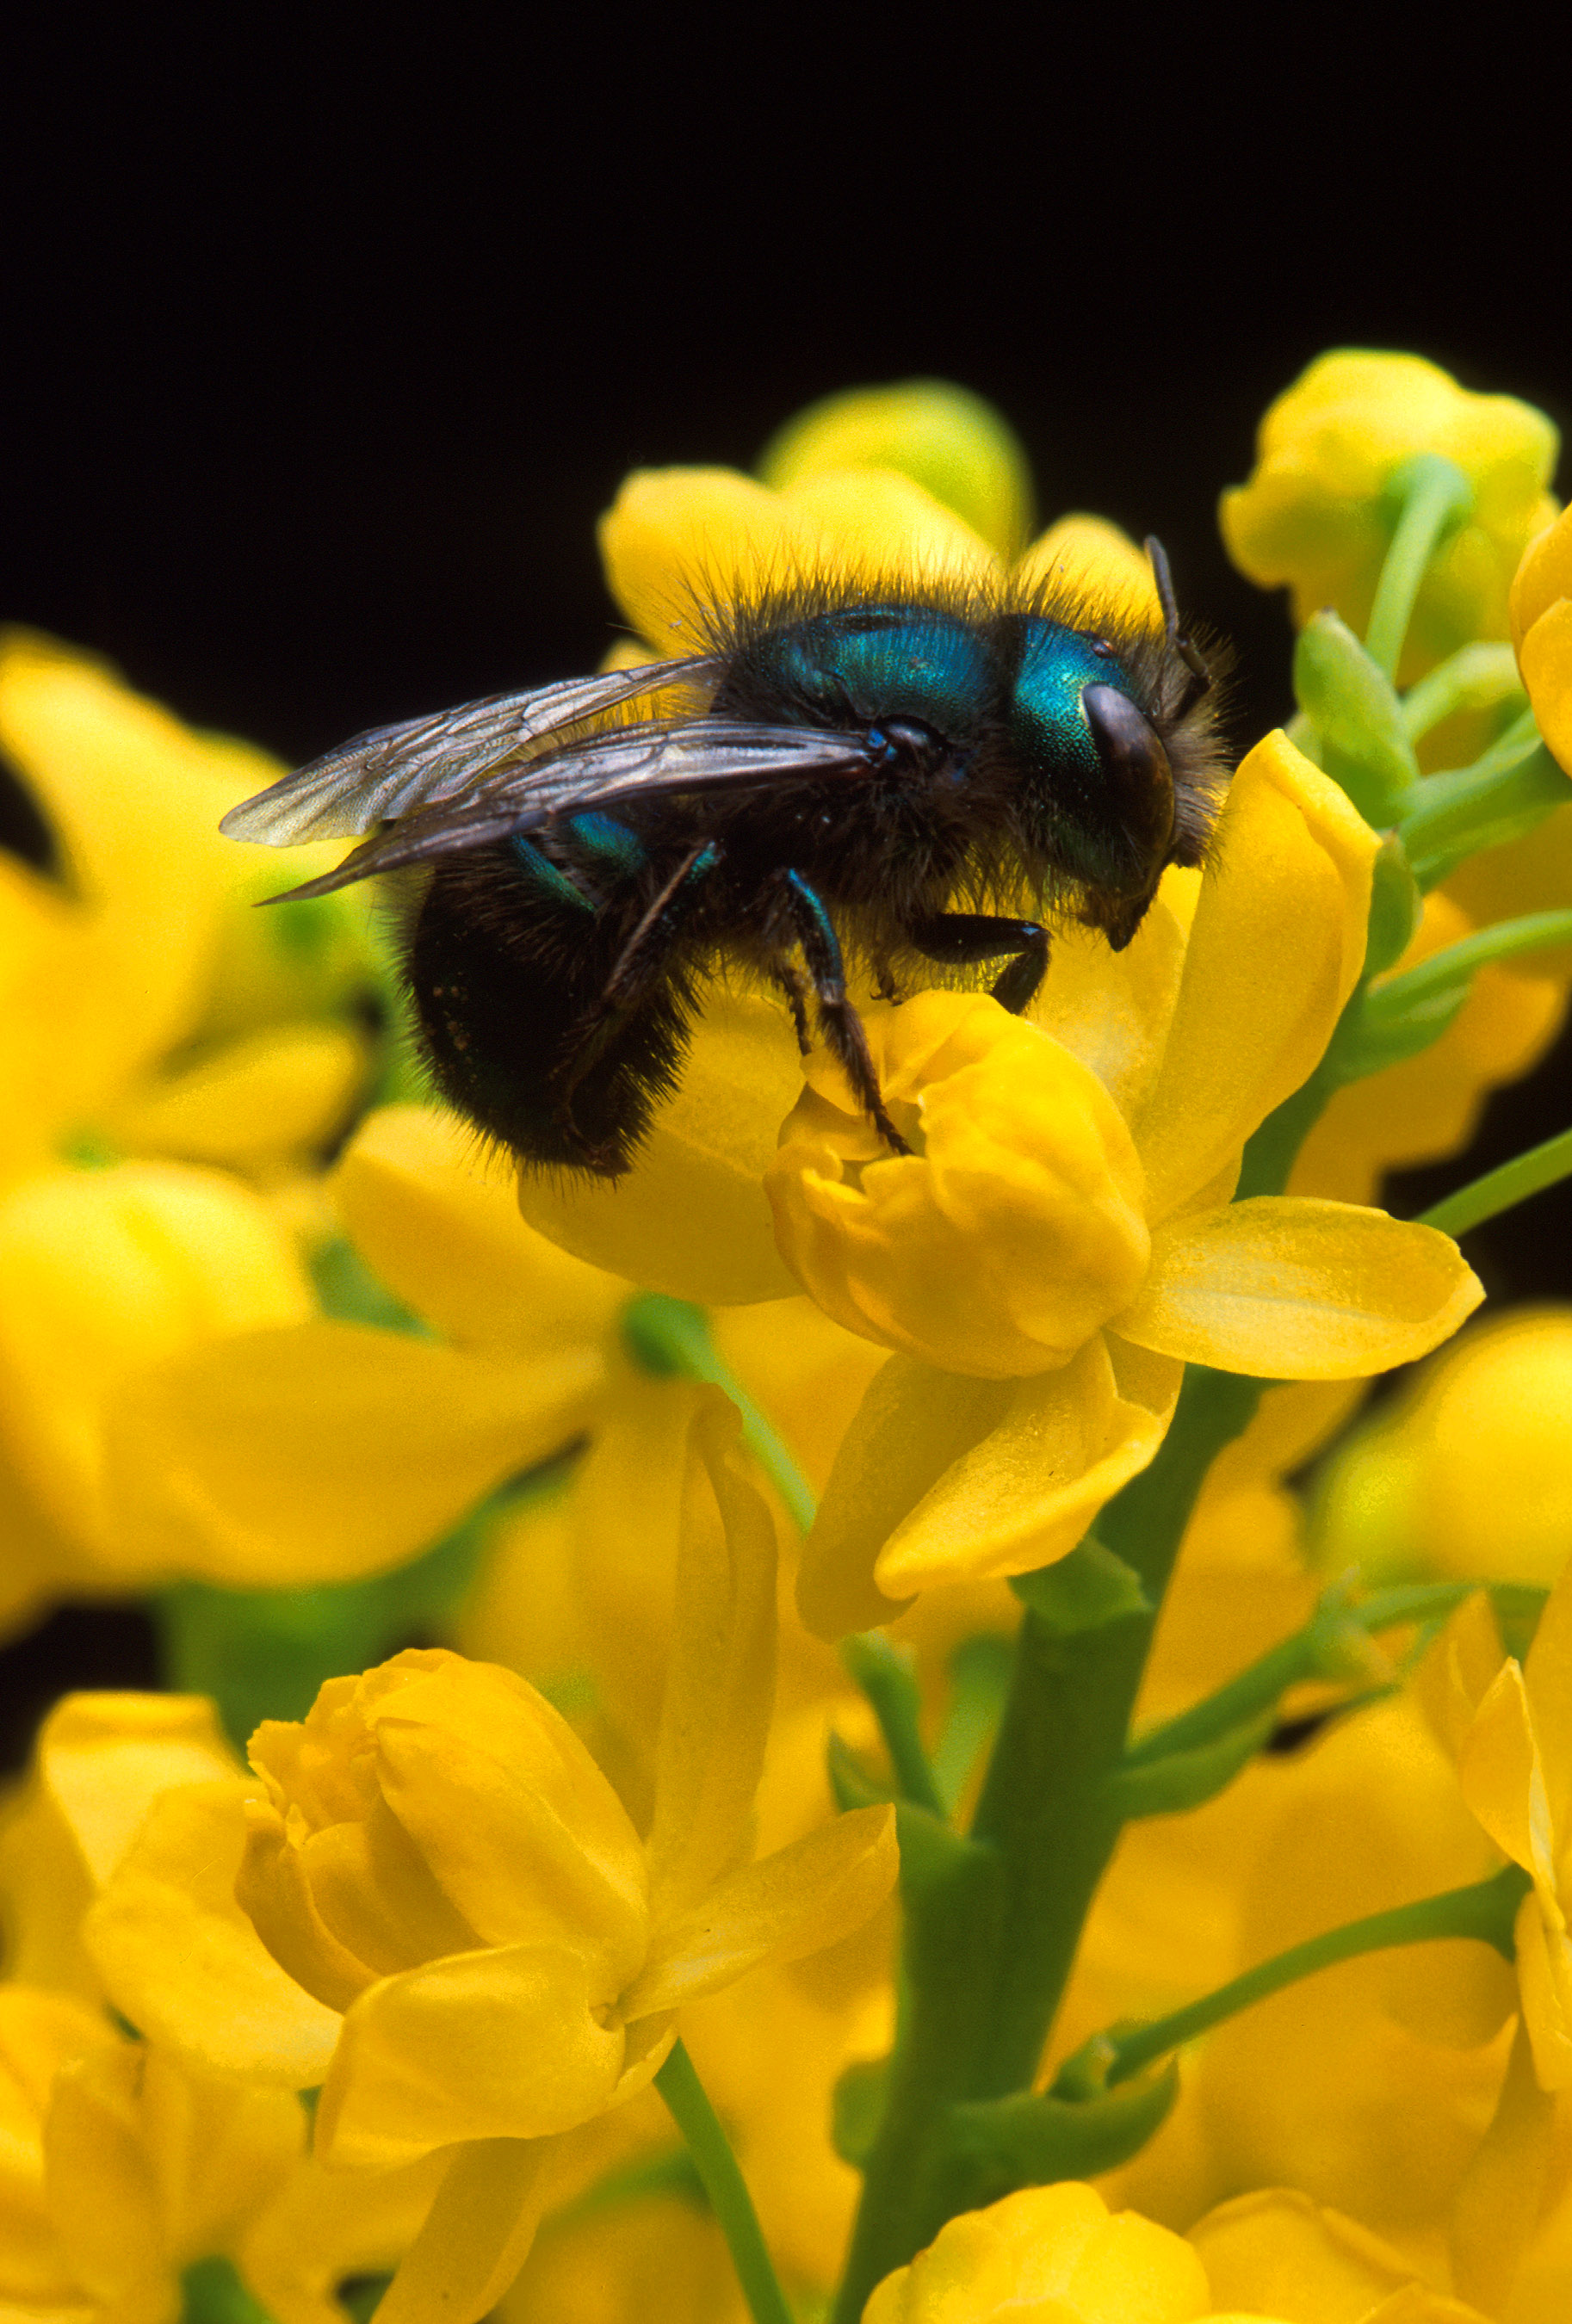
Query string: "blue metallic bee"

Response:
xmin=222 ymin=544 xmax=1227 ymax=1175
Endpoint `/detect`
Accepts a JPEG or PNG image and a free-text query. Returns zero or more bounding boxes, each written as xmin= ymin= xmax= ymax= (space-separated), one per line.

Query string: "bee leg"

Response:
xmin=907 ymin=912 xmax=1050 ymax=1014
xmin=770 ymin=961 xmax=813 ymax=1054
xmin=548 ymin=840 xmax=722 ymax=1163
xmin=773 ymin=868 xmax=913 ymax=1158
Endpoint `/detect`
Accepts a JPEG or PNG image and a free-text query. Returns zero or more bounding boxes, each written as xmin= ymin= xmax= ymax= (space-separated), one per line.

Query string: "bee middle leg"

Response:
xmin=771 ymin=868 xmax=912 ymax=1158
xmin=906 ymin=912 xmax=1050 ymax=1014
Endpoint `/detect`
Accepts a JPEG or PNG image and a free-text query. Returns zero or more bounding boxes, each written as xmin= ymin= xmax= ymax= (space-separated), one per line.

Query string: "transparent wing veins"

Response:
xmin=264 ymin=718 xmax=876 ymax=900
xmin=220 ymin=652 xmax=727 ymax=844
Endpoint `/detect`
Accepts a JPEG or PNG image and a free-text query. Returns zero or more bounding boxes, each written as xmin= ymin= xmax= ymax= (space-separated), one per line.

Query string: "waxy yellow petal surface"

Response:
xmin=1119 ymin=1200 xmax=1483 ymax=1379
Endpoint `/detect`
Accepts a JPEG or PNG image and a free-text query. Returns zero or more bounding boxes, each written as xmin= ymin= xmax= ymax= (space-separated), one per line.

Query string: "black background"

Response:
xmin=2 ymin=20 xmax=1569 ymax=1742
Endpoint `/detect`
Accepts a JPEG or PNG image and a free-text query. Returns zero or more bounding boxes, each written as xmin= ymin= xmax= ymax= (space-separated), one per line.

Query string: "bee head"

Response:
xmin=1002 ymin=619 xmax=1176 ymax=919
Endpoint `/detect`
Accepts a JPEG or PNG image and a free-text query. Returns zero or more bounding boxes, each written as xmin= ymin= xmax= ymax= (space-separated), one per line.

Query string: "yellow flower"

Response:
xmin=1421 ymin=1576 xmax=1572 ymax=2095
xmin=1096 ymin=1690 xmax=1509 ymax=2257
xmin=0 ymin=1985 xmax=306 ymax=2324
xmin=1311 ymin=1311 xmax=1572 ymax=1589
xmin=106 ymin=1097 xmax=883 ymax=1610
xmin=0 ymin=632 xmax=412 ymax=1621
xmin=0 ymin=628 xmax=376 ymax=1184
xmin=862 ymin=2179 xmax=1482 ymax=2323
xmin=788 ymin=732 xmax=1479 ymax=1631
xmin=756 ymin=377 xmax=1035 ymax=561
xmin=1511 ymin=504 xmax=1572 ymax=776
xmin=82 ymin=1396 xmax=895 ymax=2324
xmin=1220 ymin=350 xmax=1559 ymax=682
xmin=0 ymin=1159 xmax=319 ymax=1628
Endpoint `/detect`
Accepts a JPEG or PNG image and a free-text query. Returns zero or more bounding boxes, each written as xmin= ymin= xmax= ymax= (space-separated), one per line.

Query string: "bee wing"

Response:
xmin=220 ymin=653 xmax=726 ymax=844
xmin=266 ymin=719 xmax=876 ymax=900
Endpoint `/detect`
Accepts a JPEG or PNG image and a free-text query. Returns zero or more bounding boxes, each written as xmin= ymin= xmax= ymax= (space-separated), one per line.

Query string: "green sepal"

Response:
xmin=832 ymin=2057 xmax=890 ymax=2168
xmin=1104 ymin=1708 xmax=1277 ymax=1820
xmin=1010 ymin=1534 xmax=1151 ymax=1635
xmin=938 ymin=2063 xmax=1179 ymax=2213
xmin=1293 ymin=612 xmax=1419 ymax=825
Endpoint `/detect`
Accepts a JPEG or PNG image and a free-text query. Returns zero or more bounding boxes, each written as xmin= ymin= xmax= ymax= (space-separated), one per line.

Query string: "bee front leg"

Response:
xmin=906 ymin=912 xmax=1050 ymax=1014
xmin=771 ymin=868 xmax=912 ymax=1159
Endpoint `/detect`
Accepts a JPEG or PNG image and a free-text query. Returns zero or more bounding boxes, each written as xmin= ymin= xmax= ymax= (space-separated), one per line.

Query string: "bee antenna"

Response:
xmin=1144 ymin=535 xmax=1212 ymax=705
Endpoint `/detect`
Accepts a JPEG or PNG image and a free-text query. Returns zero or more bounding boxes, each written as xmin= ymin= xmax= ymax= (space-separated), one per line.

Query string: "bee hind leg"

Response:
xmin=771 ymin=868 xmax=912 ymax=1158
xmin=907 ymin=912 xmax=1049 ymax=1014
xmin=547 ymin=839 xmax=722 ymax=1171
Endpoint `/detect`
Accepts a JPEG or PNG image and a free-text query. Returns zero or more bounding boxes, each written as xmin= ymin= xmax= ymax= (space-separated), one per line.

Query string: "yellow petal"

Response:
xmin=624 ymin=1804 xmax=897 ymax=2018
xmin=1519 ymin=596 xmax=1572 ymax=776
xmin=1013 ymin=514 xmax=1164 ymax=634
xmin=1458 ymin=1661 xmax=1546 ymax=1880
xmin=1190 ymin=2186 xmax=1433 ymax=2320
xmin=85 ymin=1780 xmax=342 ymax=2086
xmin=35 ymin=1691 xmax=239 ymax=1886
xmin=865 ymin=2182 xmax=1210 ymax=2324
xmin=0 ymin=631 xmax=247 ymax=1134
xmin=41 ymin=2045 xmax=167 ymax=2309
xmin=102 ymin=1321 xmax=603 ymax=1584
xmin=355 ymin=1658 xmax=648 ymax=1986
xmin=238 ymin=2151 xmax=448 ymax=2324
xmin=646 ymin=1395 xmax=780 ymax=1924
xmin=778 ymin=468 xmax=1000 ymax=588
xmin=316 ymin=1945 xmax=627 ymax=2167
xmin=333 ymin=1106 xmax=628 ymax=1357
xmin=758 ymin=379 xmax=1033 ymax=559
xmin=1028 ymin=885 xmax=1191 ymax=1128
xmin=1450 ymin=2018 xmax=1559 ymax=2313
xmin=1132 ymin=729 xmax=1379 ymax=1222
xmin=1514 ymin=1889 xmax=1572 ymax=2093
xmin=1510 ymin=507 xmax=1572 ymax=652
xmin=374 ymin=2137 xmax=555 ymax=2324
xmin=1526 ymin=1553 xmax=1572 ymax=1841
xmin=103 ymin=1023 xmax=368 ymax=1171
xmin=597 ymin=465 xmax=997 ymax=656
xmin=0 ymin=1161 xmax=313 ymax=1552
xmin=767 ymin=995 xmax=1152 ymax=1378
xmin=797 ymin=1335 xmax=1180 ymax=1635
xmin=1118 ymin=1198 xmax=1483 ymax=1378
xmin=1412 ymin=1595 xmax=1509 ymax=1767
xmin=597 ymin=468 xmax=810 ymax=652
xmin=516 ymin=984 xmax=800 ymax=1303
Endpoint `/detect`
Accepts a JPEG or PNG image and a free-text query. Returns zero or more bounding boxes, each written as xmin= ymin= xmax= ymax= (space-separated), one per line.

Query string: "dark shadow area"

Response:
xmin=0 ymin=1602 xmax=163 ymax=1777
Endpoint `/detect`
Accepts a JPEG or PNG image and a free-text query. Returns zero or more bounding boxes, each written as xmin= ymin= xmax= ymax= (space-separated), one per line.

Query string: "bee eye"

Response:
xmin=866 ymin=716 xmax=942 ymax=769
xmin=1081 ymin=683 xmax=1175 ymax=880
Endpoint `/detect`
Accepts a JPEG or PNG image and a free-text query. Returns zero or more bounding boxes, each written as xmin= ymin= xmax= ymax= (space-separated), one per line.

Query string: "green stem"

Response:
xmin=830 ymin=1366 xmax=1263 ymax=2322
xmin=1365 ymin=454 xmax=1474 ymax=680
xmin=1400 ymin=641 xmax=1524 ymax=745
xmin=622 ymin=1294 xmax=817 ymax=1531
xmin=1055 ymin=1863 xmax=1530 ymax=2097
xmin=655 ymin=2042 xmax=794 ymax=2324
xmin=1398 ymin=727 xmax=1566 ymax=891
xmin=1372 ymin=908 xmax=1572 ymax=1011
xmin=1417 ymin=1123 xmax=1572 ymax=1239
xmin=842 ymin=1633 xmax=944 ymax=1813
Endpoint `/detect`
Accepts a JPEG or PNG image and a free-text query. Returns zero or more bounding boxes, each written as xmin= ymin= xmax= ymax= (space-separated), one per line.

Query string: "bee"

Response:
xmin=222 ymin=544 xmax=1227 ymax=1176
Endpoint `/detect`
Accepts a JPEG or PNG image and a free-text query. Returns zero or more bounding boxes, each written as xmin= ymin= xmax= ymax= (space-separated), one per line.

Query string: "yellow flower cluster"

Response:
xmin=2 ymin=363 xmax=1570 ymax=2324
